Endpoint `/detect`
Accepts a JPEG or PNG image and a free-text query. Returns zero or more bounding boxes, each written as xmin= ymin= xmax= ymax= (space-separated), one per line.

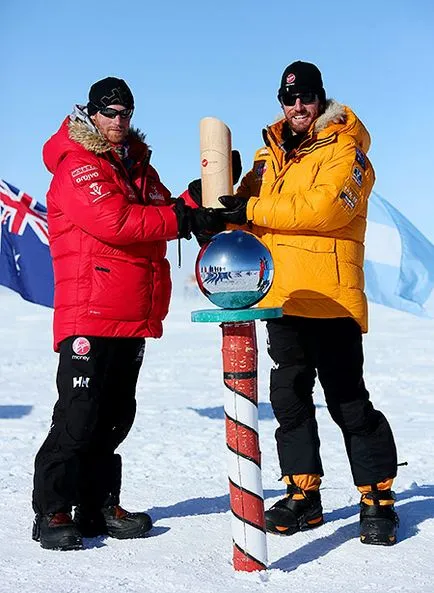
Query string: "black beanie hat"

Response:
xmin=278 ymin=61 xmax=326 ymax=104
xmin=87 ymin=77 xmax=134 ymax=116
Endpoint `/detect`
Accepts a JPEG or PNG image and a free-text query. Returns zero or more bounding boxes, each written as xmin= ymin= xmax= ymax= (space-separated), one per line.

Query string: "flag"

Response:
xmin=0 ymin=180 xmax=54 ymax=307
xmin=365 ymin=191 xmax=434 ymax=317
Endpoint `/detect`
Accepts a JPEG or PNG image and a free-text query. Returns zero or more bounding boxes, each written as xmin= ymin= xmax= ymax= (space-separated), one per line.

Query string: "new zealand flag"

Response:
xmin=0 ymin=179 xmax=54 ymax=307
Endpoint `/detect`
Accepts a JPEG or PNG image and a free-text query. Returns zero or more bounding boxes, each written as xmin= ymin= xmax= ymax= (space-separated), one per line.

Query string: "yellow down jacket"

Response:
xmin=236 ymin=100 xmax=375 ymax=332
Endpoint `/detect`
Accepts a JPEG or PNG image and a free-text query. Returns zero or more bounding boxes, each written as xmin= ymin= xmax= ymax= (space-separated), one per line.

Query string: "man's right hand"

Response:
xmin=173 ymin=198 xmax=226 ymax=244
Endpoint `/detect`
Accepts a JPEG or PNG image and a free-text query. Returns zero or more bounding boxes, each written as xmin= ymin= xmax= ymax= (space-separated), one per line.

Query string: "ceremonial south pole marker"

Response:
xmin=191 ymin=306 xmax=281 ymax=571
xmin=192 ymin=116 xmax=282 ymax=572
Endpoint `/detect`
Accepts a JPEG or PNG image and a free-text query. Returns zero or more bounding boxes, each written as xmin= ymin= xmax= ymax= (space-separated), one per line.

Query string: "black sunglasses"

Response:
xmin=98 ymin=107 xmax=133 ymax=119
xmin=280 ymin=91 xmax=317 ymax=107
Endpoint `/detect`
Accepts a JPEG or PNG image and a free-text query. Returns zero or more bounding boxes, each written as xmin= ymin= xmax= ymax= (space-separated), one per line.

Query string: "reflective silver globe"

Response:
xmin=195 ymin=230 xmax=274 ymax=309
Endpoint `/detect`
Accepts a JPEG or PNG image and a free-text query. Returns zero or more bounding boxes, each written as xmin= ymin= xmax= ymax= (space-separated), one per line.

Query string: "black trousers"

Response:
xmin=33 ymin=336 xmax=145 ymax=515
xmin=266 ymin=316 xmax=397 ymax=487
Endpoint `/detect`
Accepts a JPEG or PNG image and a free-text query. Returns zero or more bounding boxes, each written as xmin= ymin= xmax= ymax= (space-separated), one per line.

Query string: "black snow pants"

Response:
xmin=33 ymin=336 xmax=145 ymax=515
xmin=266 ymin=316 xmax=397 ymax=487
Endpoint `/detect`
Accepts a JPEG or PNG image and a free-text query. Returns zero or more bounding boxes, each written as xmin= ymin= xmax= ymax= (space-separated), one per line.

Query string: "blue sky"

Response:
xmin=1 ymin=0 xmax=434 ymax=247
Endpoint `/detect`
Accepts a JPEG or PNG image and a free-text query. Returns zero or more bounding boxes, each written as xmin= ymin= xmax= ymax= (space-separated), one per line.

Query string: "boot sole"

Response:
xmin=266 ymin=517 xmax=324 ymax=535
xmin=107 ymin=524 xmax=152 ymax=539
xmin=40 ymin=536 xmax=83 ymax=551
xmin=360 ymin=533 xmax=397 ymax=546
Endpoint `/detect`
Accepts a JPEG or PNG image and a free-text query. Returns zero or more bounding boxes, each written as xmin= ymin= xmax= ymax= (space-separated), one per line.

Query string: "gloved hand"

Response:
xmin=218 ymin=195 xmax=249 ymax=226
xmin=173 ymin=198 xmax=226 ymax=243
xmin=191 ymin=207 xmax=226 ymax=245
xmin=188 ymin=150 xmax=243 ymax=207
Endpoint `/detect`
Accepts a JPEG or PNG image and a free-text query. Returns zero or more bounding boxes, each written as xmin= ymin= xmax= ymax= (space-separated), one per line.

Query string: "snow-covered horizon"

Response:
xmin=0 ymin=288 xmax=433 ymax=593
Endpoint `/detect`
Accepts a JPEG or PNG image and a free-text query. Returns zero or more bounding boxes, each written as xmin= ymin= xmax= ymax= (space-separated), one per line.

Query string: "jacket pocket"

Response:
xmin=275 ymin=236 xmax=339 ymax=298
xmin=88 ymin=255 xmax=152 ymax=321
xmin=150 ymin=259 xmax=171 ymax=320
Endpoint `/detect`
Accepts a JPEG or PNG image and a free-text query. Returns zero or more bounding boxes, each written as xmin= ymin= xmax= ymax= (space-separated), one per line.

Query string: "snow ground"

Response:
xmin=0 ymin=288 xmax=433 ymax=593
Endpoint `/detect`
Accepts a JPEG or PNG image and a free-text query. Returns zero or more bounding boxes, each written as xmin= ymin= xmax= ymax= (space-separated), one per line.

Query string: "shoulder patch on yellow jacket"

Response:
xmin=339 ymin=146 xmax=373 ymax=212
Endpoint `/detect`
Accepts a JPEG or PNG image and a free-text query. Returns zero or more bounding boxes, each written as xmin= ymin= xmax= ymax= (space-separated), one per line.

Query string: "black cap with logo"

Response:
xmin=87 ymin=77 xmax=134 ymax=116
xmin=278 ymin=61 xmax=326 ymax=104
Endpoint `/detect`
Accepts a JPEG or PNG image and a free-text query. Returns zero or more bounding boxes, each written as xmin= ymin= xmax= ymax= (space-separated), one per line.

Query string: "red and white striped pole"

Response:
xmin=192 ymin=300 xmax=281 ymax=571
xmin=221 ymin=320 xmax=267 ymax=571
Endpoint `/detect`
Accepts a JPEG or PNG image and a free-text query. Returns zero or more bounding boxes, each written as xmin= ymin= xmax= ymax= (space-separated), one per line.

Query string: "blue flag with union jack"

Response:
xmin=0 ymin=180 xmax=54 ymax=307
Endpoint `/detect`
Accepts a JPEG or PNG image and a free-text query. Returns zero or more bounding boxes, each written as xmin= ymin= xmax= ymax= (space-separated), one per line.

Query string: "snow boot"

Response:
xmin=75 ymin=455 xmax=152 ymax=539
xmin=265 ymin=474 xmax=324 ymax=535
xmin=32 ymin=512 xmax=83 ymax=551
xmin=74 ymin=504 xmax=152 ymax=539
xmin=359 ymin=482 xmax=398 ymax=546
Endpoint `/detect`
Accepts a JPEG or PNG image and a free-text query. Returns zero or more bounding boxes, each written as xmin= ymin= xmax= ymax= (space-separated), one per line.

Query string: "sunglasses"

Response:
xmin=280 ymin=91 xmax=317 ymax=107
xmin=98 ymin=107 xmax=133 ymax=119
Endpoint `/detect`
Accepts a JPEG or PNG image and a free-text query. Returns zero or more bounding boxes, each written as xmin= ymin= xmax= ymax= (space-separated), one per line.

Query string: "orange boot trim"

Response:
xmin=283 ymin=474 xmax=321 ymax=500
xmin=358 ymin=478 xmax=395 ymax=506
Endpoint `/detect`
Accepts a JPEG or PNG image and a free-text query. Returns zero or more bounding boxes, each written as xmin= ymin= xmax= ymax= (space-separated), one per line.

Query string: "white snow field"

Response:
xmin=0 ymin=287 xmax=433 ymax=593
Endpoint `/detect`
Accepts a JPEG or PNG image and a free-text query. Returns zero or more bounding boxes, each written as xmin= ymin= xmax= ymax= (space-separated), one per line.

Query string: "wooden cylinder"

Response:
xmin=199 ymin=117 xmax=233 ymax=208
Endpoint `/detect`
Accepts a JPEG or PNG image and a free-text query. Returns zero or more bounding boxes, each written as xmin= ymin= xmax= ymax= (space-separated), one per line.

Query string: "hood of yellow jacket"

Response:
xmin=268 ymin=99 xmax=371 ymax=153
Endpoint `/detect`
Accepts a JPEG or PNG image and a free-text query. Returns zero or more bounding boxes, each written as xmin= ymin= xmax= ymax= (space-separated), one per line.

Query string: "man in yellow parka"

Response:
xmin=218 ymin=61 xmax=399 ymax=546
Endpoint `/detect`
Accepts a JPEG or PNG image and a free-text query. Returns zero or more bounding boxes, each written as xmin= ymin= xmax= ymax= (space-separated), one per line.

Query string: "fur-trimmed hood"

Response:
xmin=43 ymin=105 xmax=148 ymax=174
xmin=68 ymin=119 xmax=147 ymax=155
xmin=267 ymin=99 xmax=371 ymax=153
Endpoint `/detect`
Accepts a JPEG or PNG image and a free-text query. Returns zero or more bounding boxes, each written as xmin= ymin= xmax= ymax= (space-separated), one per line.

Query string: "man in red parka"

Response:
xmin=32 ymin=77 xmax=222 ymax=550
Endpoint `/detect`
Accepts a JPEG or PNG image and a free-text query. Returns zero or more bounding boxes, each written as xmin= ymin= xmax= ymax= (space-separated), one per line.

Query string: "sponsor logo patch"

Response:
xmin=352 ymin=166 xmax=363 ymax=187
xmin=88 ymin=182 xmax=111 ymax=202
xmin=89 ymin=182 xmax=103 ymax=196
xmin=73 ymin=376 xmax=90 ymax=388
xmin=286 ymin=73 xmax=296 ymax=84
xmin=72 ymin=337 xmax=91 ymax=356
xmin=340 ymin=185 xmax=359 ymax=210
xmin=254 ymin=161 xmax=267 ymax=178
xmin=340 ymin=191 xmax=355 ymax=209
xmin=148 ymin=184 xmax=165 ymax=203
xmin=355 ymin=148 xmax=366 ymax=170
xmin=75 ymin=172 xmax=100 ymax=183
xmin=71 ymin=165 xmax=98 ymax=178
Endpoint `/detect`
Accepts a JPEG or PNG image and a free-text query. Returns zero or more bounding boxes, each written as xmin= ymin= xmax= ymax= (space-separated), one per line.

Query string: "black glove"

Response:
xmin=218 ymin=195 xmax=248 ymax=226
xmin=173 ymin=198 xmax=193 ymax=239
xmin=192 ymin=208 xmax=226 ymax=245
xmin=173 ymin=198 xmax=226 ymax=244
xmin=188 ymin=150 xmax=243 ymax=207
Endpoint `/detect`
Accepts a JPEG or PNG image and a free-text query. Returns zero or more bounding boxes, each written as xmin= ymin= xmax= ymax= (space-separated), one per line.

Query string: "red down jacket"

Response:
xmin=43 ymin=114 xmax=179 ymax=351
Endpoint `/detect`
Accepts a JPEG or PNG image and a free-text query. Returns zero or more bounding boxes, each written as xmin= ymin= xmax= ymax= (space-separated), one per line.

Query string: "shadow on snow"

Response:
xmin=0 ymin=405 xmax=33 ymax=419
xmin=270 ymin=483 xmax=434 ymax=571
xmin=148 ymin=483 xmax=434 ymax=570
xmin=82 ymin=525 xmax=171 ymax=549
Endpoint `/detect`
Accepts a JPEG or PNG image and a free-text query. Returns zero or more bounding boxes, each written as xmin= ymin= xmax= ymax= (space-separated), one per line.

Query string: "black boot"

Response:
xmin=102 ymin=504 xmax=152 ymax=539
xmin=74 ymin=504 xmax=152 ymax=539
xmin=360 ymin=490 xmax=399 ymax=546
xmin=73 ymin=506 xmax=107 ymax=537
xmin=265 ymin=484 xmax=324 ymax=535
xmin=32 ymin=512 xmax=83 ymax=551
xmin=75 ymin=454 xmax=152 ymax=539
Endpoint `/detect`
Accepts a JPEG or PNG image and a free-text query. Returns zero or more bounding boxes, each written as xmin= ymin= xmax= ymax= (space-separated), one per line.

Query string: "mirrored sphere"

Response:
xmin=195 ymin=230 xmax=274 ymax=309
